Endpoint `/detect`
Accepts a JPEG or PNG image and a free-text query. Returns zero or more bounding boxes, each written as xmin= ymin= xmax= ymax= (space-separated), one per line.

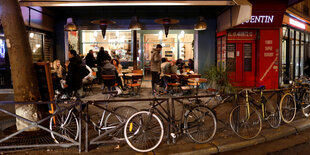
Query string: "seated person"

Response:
xmin=111 ymin=59 xmax=124 ymax=90
xmin=160 ymin=58 xmax=172 ymax=92
xmin=187 ymin=59 xmax=194 ymax=71
xmin=82 ymin=64 xmax=94 ymax=84
xmin=101 ymin=60 xmax=122 ymax=91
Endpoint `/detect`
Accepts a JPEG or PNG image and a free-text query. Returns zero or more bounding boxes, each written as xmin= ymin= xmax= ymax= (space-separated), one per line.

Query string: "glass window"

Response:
xmin=244 ymin=43 xmax=252 ymax=72
xmin=29 ymin=32 xmax=43 ymax=62
xmin=295 ymin=31 xmax=300 ymax=77
xmin=227 ymin=44 xmax=236 ymax=72
xmin=81 ymin=30 xmax=132 ymax=61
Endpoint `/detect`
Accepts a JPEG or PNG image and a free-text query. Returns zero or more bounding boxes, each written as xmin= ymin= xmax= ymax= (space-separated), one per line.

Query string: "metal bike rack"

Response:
xmin=84 ymin=98 xmax=170 ymax=152
xmin=0 ymin=101 xmax=83 ymax=152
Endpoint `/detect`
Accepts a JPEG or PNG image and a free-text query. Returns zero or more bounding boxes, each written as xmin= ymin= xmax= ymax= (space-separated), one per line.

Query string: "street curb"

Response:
xmin=175 ymin=118 xmax=310 ymax=155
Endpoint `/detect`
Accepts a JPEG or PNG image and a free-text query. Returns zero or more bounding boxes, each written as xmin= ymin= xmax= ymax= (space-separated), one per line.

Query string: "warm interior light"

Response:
xmin=158 ymin=31 xmax=163 ymax=40
xmin=29 ymin=32 xmax=34 ymax=38
xmin=194 ymin=16 xmax=207 ymax=31
xmin=94 ymin=31 xmax=98 ymax=37
xmin=35 ymin=44 xmax=41 ymax=48
xmin=64 ymin=18 xmax=77 ymax=31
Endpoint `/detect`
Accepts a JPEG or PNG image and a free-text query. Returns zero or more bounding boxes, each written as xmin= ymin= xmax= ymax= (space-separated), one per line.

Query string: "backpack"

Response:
xmin=81 ymin=65 xmax=90 ymax=78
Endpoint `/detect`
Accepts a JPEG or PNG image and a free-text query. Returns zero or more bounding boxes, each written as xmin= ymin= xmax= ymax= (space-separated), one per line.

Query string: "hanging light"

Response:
xmin=91 ymin=19 xmax=116 ymax=39
xmin=64 ymin=18 xmax=77 ymax=31
xmin=129 ymin=16 xmax=143 ymax=30
xmin=194 ymin=16 xmax=207 ymax=31
xmin=154 ymin=17 xmax=179 ymax=38
xmin=29 ymin=32 xmax=34 ymax=38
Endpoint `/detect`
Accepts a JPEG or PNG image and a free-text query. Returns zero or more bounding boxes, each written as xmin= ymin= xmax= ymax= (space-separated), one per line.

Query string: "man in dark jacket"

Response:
xmin=85 ymin=49 xmax=96 ymax=68
xmin=67 ymin=50 xmax=83 ymax=94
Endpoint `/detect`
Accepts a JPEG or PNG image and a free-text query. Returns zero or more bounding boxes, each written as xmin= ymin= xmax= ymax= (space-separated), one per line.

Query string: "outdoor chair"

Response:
xmin=167 ymin=74 xmax=181 ymax=95
xmin=102 ymin=75 xmax=117 ymax=92
xmin=127 ymin=74 xmax=143 ymax=96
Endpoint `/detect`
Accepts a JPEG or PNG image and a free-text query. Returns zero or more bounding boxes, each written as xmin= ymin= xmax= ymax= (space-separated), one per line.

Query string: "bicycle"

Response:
xmin=86 ymin=91 xmax=138 ymax=141
xmin=49 ymin=91 xmax=81 ymax=143
xmin=123 ymin=97 xmax=217 ymax=152
xmin=229 ymin=86 xmax=281 ymax=139
xmin=279 ymin=78 xmax=310 ymax=124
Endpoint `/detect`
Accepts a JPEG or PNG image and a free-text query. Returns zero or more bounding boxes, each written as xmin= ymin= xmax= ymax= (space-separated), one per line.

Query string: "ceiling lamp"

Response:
xmin=91 ymin=19 xmax=116 ymax=39
xmin=129 ymin=16 xmax=143 ymax=30
xmin=194 ymin=16 xmax=207 ymax=31
xmin=64 ymin=18 xmax=77 ymax=31
xmin=154 ymin=18 xmax=179 ymax=38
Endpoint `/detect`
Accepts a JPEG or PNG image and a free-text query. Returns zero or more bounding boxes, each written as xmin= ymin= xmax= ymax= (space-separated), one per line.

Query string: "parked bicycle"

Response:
xmin=86 ymin=91 xmax=138 ymax=141
xmin=279 ymin=78 xmax=310 ymax=124
xmin=124 ymin=97 xmax=217 ymax=152
xmin=229 ymin=86 xmax=281 ymax=139
xmin=49 ymin=91 xmax=81 ymax=143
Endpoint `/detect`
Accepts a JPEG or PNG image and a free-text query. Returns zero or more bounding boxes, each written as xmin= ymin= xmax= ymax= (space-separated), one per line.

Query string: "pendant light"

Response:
xmin=194 ymin=16 xmax=207 ymax=31
xmin=129 ymin=16 xmax=143 ymax=30
xmin=154 ymin=18 xmax=179 ymax=38
xmin=64 ymin=18 xmax=77 ymax=31
xmin=91 ymin=19 xmax=116 ymax=39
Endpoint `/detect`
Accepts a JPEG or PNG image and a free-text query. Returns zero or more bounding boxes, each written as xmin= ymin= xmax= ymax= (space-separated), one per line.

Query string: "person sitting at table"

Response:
xmin=101 ymin=60 xmax=123 ymax=91
xmin=111 ymin=59 xmax=124 ymax=90
xmin=176 ymin=59 xmax=185 ymax=72
xmin=187 ymin=59 xmax=194 ymax=71
xmin=51 ymin=59 xmax=65 ymax=90
xmin=160 ymin=58 xmax=171 ymax=92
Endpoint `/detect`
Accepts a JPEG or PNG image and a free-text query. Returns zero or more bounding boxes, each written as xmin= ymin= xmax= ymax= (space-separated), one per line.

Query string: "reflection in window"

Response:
xmin=244 ymin=43 xmax=252 ymax=72
xmin=227 ymin=44 xmax=236 ymax=72
xmin=29 ymin=32 xmax=43 ymax=62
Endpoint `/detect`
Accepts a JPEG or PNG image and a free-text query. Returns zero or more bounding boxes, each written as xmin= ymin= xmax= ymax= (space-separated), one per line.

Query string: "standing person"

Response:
xmin=85 ymin=49 xmax=96 ymax=68
xmin=151 ymin=44 xmax=162 ymax=95
xmin=66 ymin=50 xmax=83 ymax=96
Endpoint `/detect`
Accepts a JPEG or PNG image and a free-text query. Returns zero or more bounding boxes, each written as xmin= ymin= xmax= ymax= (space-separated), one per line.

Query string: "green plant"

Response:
xmin=203 ymin=65 xmax=235 ymax=93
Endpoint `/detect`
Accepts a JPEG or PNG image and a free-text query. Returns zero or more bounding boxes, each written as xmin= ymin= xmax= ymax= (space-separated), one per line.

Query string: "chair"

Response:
xmin=127 ymin=75 xmax=143 ymax=96
xmin=187 ymin=74 xmax=202 ymax=86
xmin=132 ymin=70 xmax=143 ymax=74
xmin=167 ymin=74 xmax=181 ymax=95
xmin=102 ymin=75 xmax=117 ymax=91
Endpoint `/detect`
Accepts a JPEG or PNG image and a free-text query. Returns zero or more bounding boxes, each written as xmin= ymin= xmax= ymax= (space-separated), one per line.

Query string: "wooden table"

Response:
xmin=188 ymin=78 xmax=207 ymax=96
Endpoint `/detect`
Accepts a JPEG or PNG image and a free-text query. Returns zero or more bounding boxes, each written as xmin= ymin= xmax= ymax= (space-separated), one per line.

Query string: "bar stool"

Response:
xmin=102 ymin=75 xmax=117 ymax=91
xmin=127 ymin=74 xmax=143 ymax=96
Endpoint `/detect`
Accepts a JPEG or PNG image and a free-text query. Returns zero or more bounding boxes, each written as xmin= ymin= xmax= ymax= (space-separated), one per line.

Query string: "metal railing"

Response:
xmin=0 ymin=100 xmax=82 ymax=152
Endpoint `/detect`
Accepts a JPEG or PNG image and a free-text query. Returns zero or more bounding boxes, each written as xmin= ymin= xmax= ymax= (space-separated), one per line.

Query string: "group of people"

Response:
xmin=150 ymin=44 xmax=195 ymax=95
xmin=51 ymin=47 xmax=124 ymax=97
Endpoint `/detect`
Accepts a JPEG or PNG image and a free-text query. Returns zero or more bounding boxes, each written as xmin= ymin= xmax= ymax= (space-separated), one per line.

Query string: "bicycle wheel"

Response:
xmin=302 ymin=91 xmax=310 ymax=117
xmin=50 ymin=110 xmax=79 ymax=143
xmin=103 ymin=106 xmax=138 ymax=140
xmin=124 ymin=111 xmax=164 ymax=153
xmin=279 ymin=93 xmax=296 ymax=124
xmin=184 ymin=106 xmax=217 ymax=143
xmin=230 ymin=105 xmax=262 ymax=140
xmin=265 ymin=99 xmax=281 ymax=128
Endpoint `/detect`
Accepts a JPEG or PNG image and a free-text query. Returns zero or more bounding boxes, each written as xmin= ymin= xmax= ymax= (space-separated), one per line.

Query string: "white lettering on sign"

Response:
xmin=265 ymin=40 xmax=273 ymax=45
xmin=265 ymin=46 xmax=273 ymax=51
xmin=228 ymin=31 xmax=253 ymax=37
xmin=243 ymin=15 xmax=274 ymax=24
xmin=289 ymin=18 xmax=306 ymax=30
xmin=264 ymin=53 xmax=274 ymax=57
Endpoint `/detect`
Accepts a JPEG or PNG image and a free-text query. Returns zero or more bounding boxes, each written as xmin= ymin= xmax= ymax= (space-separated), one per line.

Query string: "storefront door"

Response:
xmin=227 ymin=41 xmax=256 ymax=87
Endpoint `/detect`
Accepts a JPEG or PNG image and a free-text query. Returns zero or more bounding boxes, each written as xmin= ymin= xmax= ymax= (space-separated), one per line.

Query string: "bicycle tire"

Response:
xmin=265 ymin=99 xmax=281 ymax=128
xmin=103 ymin=106 xmax=138 ymax=140
xmin=230 ymin=105 xmax=262 ymax=140
xmin=302 ymin=91 xmax=310 ymax=117
xmin=124 ymin=111 xmax=164 ymax=153
xmin=279 ymin=93 xmax=296 ymax=124
xmin=50 ymin=110 xmax=79 ymax=143
xmin=184 ymin=106 xmax=217 ymax=143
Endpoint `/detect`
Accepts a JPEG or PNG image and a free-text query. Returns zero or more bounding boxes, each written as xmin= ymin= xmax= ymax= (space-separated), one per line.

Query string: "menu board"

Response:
xmin=35 ymin=62 xmax=54 ymax=101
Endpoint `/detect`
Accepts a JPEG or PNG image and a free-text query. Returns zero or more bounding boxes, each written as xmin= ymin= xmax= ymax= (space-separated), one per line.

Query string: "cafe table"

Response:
xmin=187 ymin=78 xmax=207 ymax=96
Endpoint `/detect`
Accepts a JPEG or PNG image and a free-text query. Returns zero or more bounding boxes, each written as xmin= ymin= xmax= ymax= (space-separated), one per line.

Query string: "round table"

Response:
xmin=188 ymin=78 xmax=207 ymax=96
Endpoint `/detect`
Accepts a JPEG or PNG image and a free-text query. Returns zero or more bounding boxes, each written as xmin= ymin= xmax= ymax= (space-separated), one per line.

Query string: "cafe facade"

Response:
xmin=217 ymin=1 xmax=310 ymax=89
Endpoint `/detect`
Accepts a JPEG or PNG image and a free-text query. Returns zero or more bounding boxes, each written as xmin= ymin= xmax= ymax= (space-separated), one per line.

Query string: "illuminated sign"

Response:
xmin=0 ymin=39 xmax=5 ymax=59
xmin=243 ymin=15 xmax=274 ymax=24
xmin=289 ymin=18 xmax=306 ymax=30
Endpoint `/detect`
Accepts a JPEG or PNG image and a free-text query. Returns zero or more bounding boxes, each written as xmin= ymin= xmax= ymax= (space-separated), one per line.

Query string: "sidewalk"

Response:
xmin=2 ymin=83 xmax=310 ymax=154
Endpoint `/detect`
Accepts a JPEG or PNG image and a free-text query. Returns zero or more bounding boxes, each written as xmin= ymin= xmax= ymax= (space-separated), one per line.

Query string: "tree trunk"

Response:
xmin=0 ymin=0 xmax=41 ymax=131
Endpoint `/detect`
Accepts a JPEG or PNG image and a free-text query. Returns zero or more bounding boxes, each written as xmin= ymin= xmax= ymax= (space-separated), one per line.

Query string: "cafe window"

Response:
xmin=81 ymin=30 xmax=135 ymax=61
xmin=29 ymin=32 xmax=43 ymax=62
xmin=281 ymin=26 xmax=310 ymax=85
xmin=142 ymin=30 xmax=194 ymax=62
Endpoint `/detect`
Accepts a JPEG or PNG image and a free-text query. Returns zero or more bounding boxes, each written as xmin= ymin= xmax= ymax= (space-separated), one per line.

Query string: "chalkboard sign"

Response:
xmin=35 ymin=62 xmax=54 ymax=101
